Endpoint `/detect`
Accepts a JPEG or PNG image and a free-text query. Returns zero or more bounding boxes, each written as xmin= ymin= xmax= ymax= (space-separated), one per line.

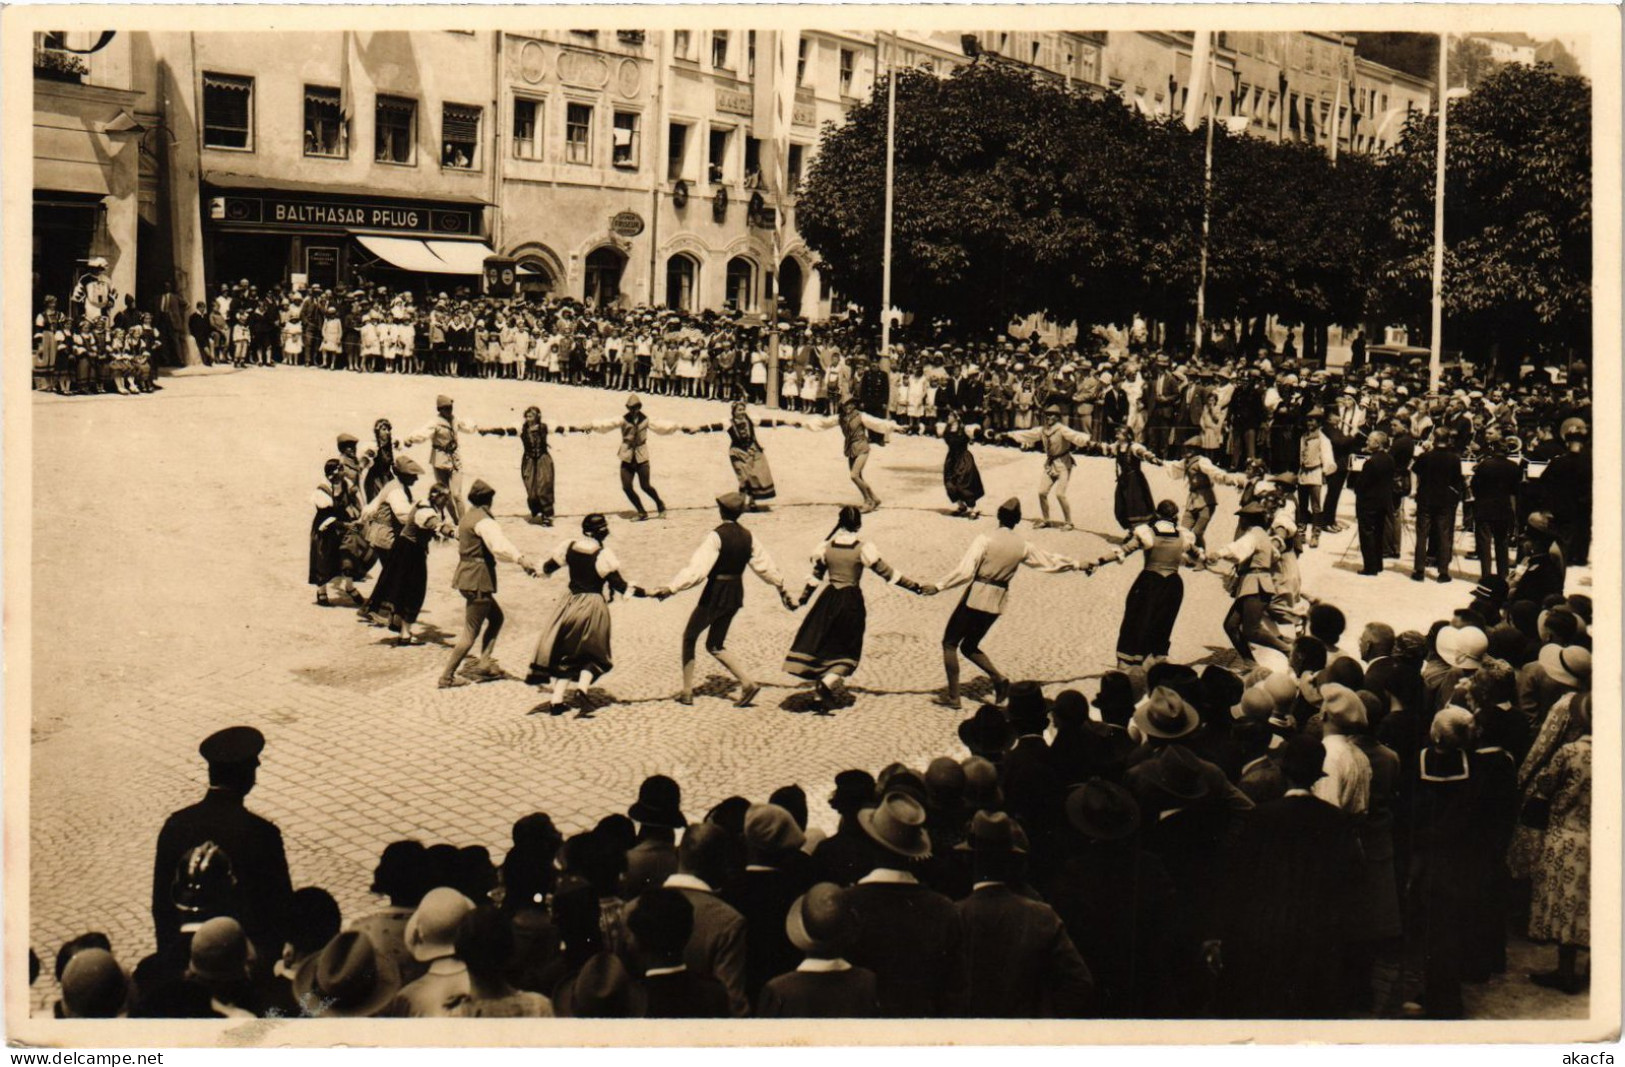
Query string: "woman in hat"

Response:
xmin=1523 ymin=692 xmax=1591 ymax=995
xmin=309 ymin=459 xmax=364 ymax=607
xmin=359 ymin=419 xmax=396 ymax=504
xmin=940 ymin=410 xmax=985 ymax=518
xmin=785 ymin=505 xmax=934 ymax=711
xmin=526 ymin=513 xmax=655 ymax=715
xmin=1101 ymin=500 xmax=1200 ymax=670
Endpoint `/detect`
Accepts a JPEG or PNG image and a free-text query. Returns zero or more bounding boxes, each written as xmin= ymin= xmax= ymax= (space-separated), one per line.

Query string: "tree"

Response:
xmin=1449 ymin=37 xmax=1501 ymax=91
xmin=1346 ymin=32 xmax=1438 ymax=81
xmin=1367 ymin=62 xmax=1590 ymax=376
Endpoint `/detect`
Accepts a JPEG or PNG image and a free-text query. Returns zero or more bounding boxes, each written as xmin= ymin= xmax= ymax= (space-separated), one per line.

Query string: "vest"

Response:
xmin=566 ymin=546 xmax=606 ymax=596
xmin=964 ymin=528 xmax=1027 ymax=614
xmin=700 ymin=522 xmax=753 ymax=612
xmin=620 ymin=415 xmax=650 ymax=464
xmin=727 ymin=422 xmax=757 ymax=451
xmin=840 ymin=409 xmax=869 ymax=458
xmin=454 ymin=506 xmax=497 ymax=594
xmin=1144 ymin=524 xmax=1187 ymax=576
xmin=522 ymin=423 xmax=549 ymax=459
xmin=1185 ymin=457 xmax=1216 ymax=508
xmin=1041 ymin=424 xmax=1076 ymax=465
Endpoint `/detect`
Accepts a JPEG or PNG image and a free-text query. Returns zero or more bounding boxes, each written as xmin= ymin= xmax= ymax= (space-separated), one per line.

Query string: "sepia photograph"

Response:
xmin=5 ymin=3 xmax=1619 ymax=1050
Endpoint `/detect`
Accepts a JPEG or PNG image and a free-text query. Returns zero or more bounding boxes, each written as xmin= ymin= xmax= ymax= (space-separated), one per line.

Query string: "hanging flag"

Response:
xmin=1182 ymin=30 xmax=1212 ymax=131
xmin=338 ymin=30 xmax=353 ymax=150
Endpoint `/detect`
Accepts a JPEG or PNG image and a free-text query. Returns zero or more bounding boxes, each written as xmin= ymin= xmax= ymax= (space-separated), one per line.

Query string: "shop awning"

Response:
xmin=355 ymin=234 xmax=456 ymax=274
xmin=422 ymin=238 xmax=496 ymax=275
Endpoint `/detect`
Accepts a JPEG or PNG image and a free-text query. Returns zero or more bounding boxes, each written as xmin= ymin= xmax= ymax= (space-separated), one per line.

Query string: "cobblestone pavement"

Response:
xmin=26 ymin=366 xmax=1590 ymax=1020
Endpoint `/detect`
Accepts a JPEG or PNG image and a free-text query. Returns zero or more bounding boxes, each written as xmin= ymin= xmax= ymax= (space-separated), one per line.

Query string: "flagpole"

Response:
xmin=1194 ymin=31 xmax=1215 ymax=358
xmin=1329 ymin=34 xmax=1345 ymax=167
xmin=880 ymin=31 xmax=896 ymax=359
xmin=1429 ymin=32 xmax=1448 ymax=393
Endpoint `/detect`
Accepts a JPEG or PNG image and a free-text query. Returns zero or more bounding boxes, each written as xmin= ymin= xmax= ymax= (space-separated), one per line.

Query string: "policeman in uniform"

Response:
xmin=151 ymin=726 xmax=292 ymax=962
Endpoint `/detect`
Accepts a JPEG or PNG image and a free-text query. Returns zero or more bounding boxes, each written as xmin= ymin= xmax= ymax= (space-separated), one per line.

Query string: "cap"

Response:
xmin=716 ymin=491 xmax=747 ymax=514
xmin=435 ymin=395 xmax=453 ymax=409
xmin=468 ymin=479 xmax=496 ymax=501
xmin=392 ymin=455 xmax=424 ymax=477
xmin=336 ymin=433 xmax=358 ymax=448
xmin=198 ymin=726 xmax=264 ymax=767
xmin=625 ymin=394 xmax=643 ymax=409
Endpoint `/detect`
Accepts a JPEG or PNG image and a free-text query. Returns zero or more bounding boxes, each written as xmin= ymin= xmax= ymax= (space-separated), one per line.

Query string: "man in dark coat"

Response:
xmin=843 ymin=793 xmax=968 ymax=1017
xmin=622 ymin=775 xmax=685 ymax=899
xmin=1385 ymin=417 xmax=1417 ymax=558
xmin=1410 ymin=433 xmax=1467 ymax=583
xmin=1539 ymin=417 xmax=1590 ymax=565
xmin=640 ymin=823 xmax=749 ymax=1016
xmin=152 ymin=727 xmax=292 ymax=961
xmin=757 ymin=883 xmax=881 ymax=1017
xmin=810 ymin=770 xmax=878 ymax=887
xmin=954 ymin=812 xmax=1094 ymax=1017
xmin=1354 ymin=430 xmax=1397 ymax=576
xmin=626 ymin=888 xmax=730 ymax=1018
xmin=721 ymin=804 xmax=814 ymax=1007
xmin=1470 ymin=436 xmax=1523 ymax=581
xmin=1212 ymin=735 xmax=1363 ymax=1018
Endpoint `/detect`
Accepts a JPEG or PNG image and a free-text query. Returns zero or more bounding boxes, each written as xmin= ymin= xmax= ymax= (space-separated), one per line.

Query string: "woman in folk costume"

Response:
xmin=940 ymin=410 xmax=986 ymax=518
xmin=526 ymin=513 xmax=655 ymax=716
xmin=1106 ymin=425 xmax=1162 ymax=537
xmin=367 ymin=483 xmax=456 ymax=646
xmin=361 ymin=419 xmax=396 ymax=504
xmin=358 ymin=455 xmax=426 ymax=626
xmin=722 ymin=401 xmax=777 ymax=509
xmin=477 ymin=405 xmax=584 ymax=526
xmin=1092 ymin=500 xmax=1199 ymax=669
xmin=310 ymin=459 xmax=363 ymax=606
xmin=785 ymin=506 xmax=934 ymax=712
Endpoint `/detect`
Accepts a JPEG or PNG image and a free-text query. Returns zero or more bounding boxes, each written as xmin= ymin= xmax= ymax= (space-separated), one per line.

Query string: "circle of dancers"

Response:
xmin=310 ymin=391 xmax=1329 ymax=715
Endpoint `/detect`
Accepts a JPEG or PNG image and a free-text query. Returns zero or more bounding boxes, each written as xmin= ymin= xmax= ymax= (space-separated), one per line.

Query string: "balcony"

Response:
xmin=34 ymin=46 xmax=88 ymax=83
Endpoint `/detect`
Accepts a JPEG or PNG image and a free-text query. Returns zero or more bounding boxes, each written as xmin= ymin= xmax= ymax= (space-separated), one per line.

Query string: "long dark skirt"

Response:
xmin=944 ymin=447 xmax=984 ymax=508
xmin=532 ymin=593 xmax=613 ymax=681
xmin=370 ymin=538 xmax=430 ymax=623
xmin=730 ymin=445 xmax=776 ymax=502
xmin=785 ymin=586 xmax=867 ymax=678
xmin=309 ymin=520 xmax=344 ymax=586
xmin=1114 ymin=470 xmax=1156 ymax=530
xmin=522 ymin=452 xmax=556 ymax=518
xmin=1116 ymin=570 xmax=1184 ymax=663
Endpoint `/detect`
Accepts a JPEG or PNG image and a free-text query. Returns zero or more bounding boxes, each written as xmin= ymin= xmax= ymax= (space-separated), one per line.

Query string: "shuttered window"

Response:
xmin=202 ymin=72 xmax=253 ymax=149
xmin=376 ymin=95 xmax=416 ymax=164
xmin=304 ymin=86 xmax=346 ymax=158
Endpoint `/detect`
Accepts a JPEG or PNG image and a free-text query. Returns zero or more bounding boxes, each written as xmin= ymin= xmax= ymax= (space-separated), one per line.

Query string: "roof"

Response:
xmin=202 ymin=171 xmax=492 ymax=207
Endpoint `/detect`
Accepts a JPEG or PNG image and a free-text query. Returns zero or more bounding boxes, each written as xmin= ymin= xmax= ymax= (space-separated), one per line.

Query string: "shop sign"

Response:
xmin=209 ymin=193 xmax=476 ymax=235
xmin=609 ymin=210 xmax=645 ymax=238
xmin=716 ymin=87 xmax=753 ymax=117
xmin=305 ymin=245 xmax=340 ymax=288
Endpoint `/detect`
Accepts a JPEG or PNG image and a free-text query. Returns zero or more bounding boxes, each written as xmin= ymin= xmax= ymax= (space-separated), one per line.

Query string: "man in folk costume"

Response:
xmin=1004 ymin=404 xmax=1095 ymax=531
xmin=655 ymin=492 xmax=796 ymax=708
xmin=1296 ymin=408 xmax=1338 ymax=548
xmin=438 ymin=480 xmax=541 ymax=689
xmin=403 ymin=395 xmax=482 ymax=523
xmin=1205 ymin=503 xmax=1293 ymax=669
xmin=1174 ymin=436 xmax=1246 ymax=550
xmin=581 ymin=394 xmax=679 ymax=521
xmin=335 ymin=434 xmax=364 ymax=504
xmin=806 ymin=397 xmax=906 ymax=513
xmin=932 ymin=498 xmax=1079 ymax=709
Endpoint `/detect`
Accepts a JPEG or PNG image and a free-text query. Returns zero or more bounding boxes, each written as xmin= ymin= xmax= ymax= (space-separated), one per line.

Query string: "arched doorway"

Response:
xmin=725 ymin=256 xmax=757 ymax=312
xmin=517 ymin=256 xmax=558 ymax=302
xmin=584 ymin=247 xmax=625 ymax=308
xmin=665 ymin=253 xmax=699 ymax=311
xmin=777 ymin=257 xmax=804 ymax=318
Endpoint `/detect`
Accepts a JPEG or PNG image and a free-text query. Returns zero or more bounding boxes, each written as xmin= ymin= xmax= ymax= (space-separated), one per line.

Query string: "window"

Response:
xmin=375 ymin=95 xmax=416 ymax=164
xmin=725 ymin=257 xmax=756 ymax=311
xmin=566 ymin=102 xmax=593 ymax=164
xmin=667 ymin=121 xmax=690 ymax=181
xmin=612 ymin=111 xmax=640 ymax=168
xmin=796 ymin=36 xmax=807 ymax=85
xmin=1031 ymin=41 xmax=1041 ymax=64
xmin=441 ymin=103 xmax=481 ymax=169
xmin=747 ymin=31 xmax=757 ymax=78
xmin=303 ymin=86 xmax=345 ymax=158
xmin=1266 ymin=91 xmax=1279 ymax=126
xmin=202 ymin=73 xmax=254 ymax=150
xmin=673 ymin=30 xmax=693 ymax=61
xmin=708 ymin=126 xmax=730 ymax=184
xmin=513 ymin=97 xmax=542 ymax=160
xmin=744 ymin=136 xmax=761 ymax=186
xmin=839 ymin=48 xmax=854 ymax=94
xmin=711 ymin=31 xmax=730 ymax=69
xmin=665 ymin=254 xmax=698 ymax=311
xmin=787 ymin=144 xmax=805 ymax=190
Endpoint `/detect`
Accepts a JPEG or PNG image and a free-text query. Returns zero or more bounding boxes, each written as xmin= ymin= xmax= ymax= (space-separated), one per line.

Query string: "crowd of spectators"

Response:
xmin=36 ymin=567 xmax=1593 ymax=1020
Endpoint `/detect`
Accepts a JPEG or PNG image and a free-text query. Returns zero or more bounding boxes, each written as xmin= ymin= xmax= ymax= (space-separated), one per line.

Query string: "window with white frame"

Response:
xmin=796 ymin=36 xmax=808 ymax=85
xmin=303 ymin=86 xmax=345 ymax=157
xmin=513 ymin=97 xmax=543 ymax=160
xmin=711 ymin=31 xmax=731 ymax=70
xmin=375 ymin=95 xmax=416 ymax=164
xmin=747 ymin=31 xmax=757 ymax=78
xmin=839 ymin=48 xmax=854 ymax=94
xmin=612 ymin=111 xmax=641 ymax=168
xmin=673 ymin=30 xmax=694 ymax=61
xmin=787 ymin=144 xmax=805 ymax=191
xmin=441 ymin=103 xmax=481 ymax=169
xmin=566 ymin=102 xmax=593 ymax=164
xmin=667 ymin=121 xmax=690 ymax=181
xmin=708 ymin=125 xmax=731 ymax=184
xmin=202 ymin=72 xmax=254 ymax=150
